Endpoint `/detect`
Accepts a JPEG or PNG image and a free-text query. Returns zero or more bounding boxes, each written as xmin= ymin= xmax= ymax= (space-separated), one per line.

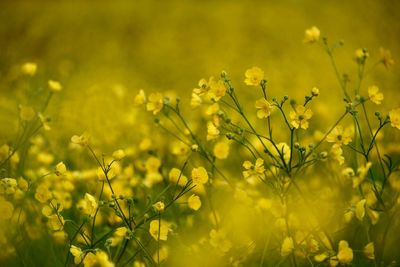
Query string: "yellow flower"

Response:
xmin=389 ymin=172 xmax=400 ymax=192
xmin=367 ymin=208 xmax=380 ymax=225
xmin=168 ymin=168 xmax=188 ymax=186
xmin=303 ymin=26 xmax=320 ymax=44
xmin=146 ymin=93 xmax=163 ymax=115
xmin=330 ymin=144 xmax=344 ymax=165
xmin=149 ymin=220 xmax=170 ymax=241
xmin=0 ymin=198 xmax=14 ymax=220
xmin=38 ymin=113 xmax=51 ymax=131
xmin=389 ymin=108 xmax=400 ymax=130
xmin=344 ymin=210 xmax=353 ymax=223
xmin=35 ymin=184 xmax=52 ymax=203
xmin=190 ymin=92 xmax=202 ymax=107
xmin=354 ymin=48 xmax=369 ymax=63
xmin=379 ymin=47 xmax=395 ymax=69
xmin=47 ymin=214 xmax=64 ymax=231
xmin=134 ymin=89 xmax=146 ymax=106
xmin=21 ymin=62 xmax=37 ymax=76
xmin=363 ymin=242 xmax=375 ymax=260
xmin=191 ymin=167 xmax=209 ymax=185
xmin=290 ymin=105 xmax=313 ymax=129
xmin=206 ymin=121 xmax=220 ymax=141
xmin=281 ymin=236 xmax=294 ymax=256
xmin=314 ymin=252 xmax=329 ymax=263
xmin=109 ymin=227 xmax=128 ymax=247
xmin=153 ymin=245 xmax=169 ymax=264
xmin=188 ymin=194 xmax=201 ymax=210
xmin=368 ymin=85 xmax=384 ymax=104
xmin=77 ymin=193 xmax=98 ymax=217
xmin=242 ymin=158 xmax=265 ymax=180
xmin=193 ymin=78 xmax=209 ymax=96
xmin=153 ymin=201 xmax=165 ymax=212
xmin=84 ymin=250 xmax=114 ymax=267
xmin=255 ymin=98 xmax=274 ymax=119
xmin=48 ymin=80 xmax=62 ymax=92
xmin=0 ymin=178 xmax=18 ymax=195
xmin=207 ymin=78 xmax=226 ymax=101
xmin=20 ymin=106 xmax=35 ymax=121
xmin=133 ymin=261 xmax=146 ymax=267
xmin=209 ymin=229 xmax=232 ymax=253
xmin=145 ymin=157 xmax=161 ymax=173
xmin=112 ymin=149 xmax=125 ymax=160
xmin=55 ymin=162 xmax=67 ymax=176
xmin=337 ymin=240 xmax=353 ymax=265
xmin=71 ymin=133 xmax=90 ymax=146
xmin=311 ymin=87 xmax=320 ymax=96
xmin=18 ymin=177 xmax=29 ymax=191
xmin=326 ymin=125 xmax=353 ymax=145
xmin=213 ymin=141 xmax=229 ymax=159
xmin=353 ymin=162 xmax=372 ymax=188
xmin=70 ymin=245 xmax=84 ymax=264
xmin=355 ymin=199 xmax=366 ymax=221
xmin=244 ymin=67 xmax=264 ymax=86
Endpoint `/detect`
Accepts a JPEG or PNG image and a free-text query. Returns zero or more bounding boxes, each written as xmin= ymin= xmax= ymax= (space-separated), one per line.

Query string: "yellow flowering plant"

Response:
xmin=1 ymin=26 xmax=400 ymax=267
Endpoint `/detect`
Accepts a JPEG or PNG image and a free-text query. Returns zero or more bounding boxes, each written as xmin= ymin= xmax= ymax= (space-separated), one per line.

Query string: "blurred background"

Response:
xmin=0 ymin=0 xmax=399 ymax=148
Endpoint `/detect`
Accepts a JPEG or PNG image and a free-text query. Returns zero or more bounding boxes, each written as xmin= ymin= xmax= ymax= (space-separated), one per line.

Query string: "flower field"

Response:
xmin=1 ymin=1 xmax=400 ymax=266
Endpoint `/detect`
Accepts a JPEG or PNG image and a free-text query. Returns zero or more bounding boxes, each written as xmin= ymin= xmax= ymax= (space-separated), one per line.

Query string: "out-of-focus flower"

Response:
xmin=213 ymin=141 xmax=229 ymax=159
xmin=20 ymin=106 xmax=35 ymax=121
xmin=206 ymin=121 xmax=219 ymax=141
xmin=354 ymin=48 xmax=369 ymax=64
xmin=48 ymin=80 xmax=62 ymax=92
xmin=244 ymin=67 xmax=264 ymax=86
xmin=389 ymin=108 xmax=400 ymax=130
xmin=21 ymin=62 xmax=37 ymax=76
xmin=207 ymin=78 xmax=226 ymax=101
xmin=146 ymin=93 xmax=163 ymax=114
xmin=255 ymin=98 xmax=274 ymax=119
xmin=112 ymin=149 xmax=125 ymax=160
xmin=47 ymin=214 xmax=64 ymax=231
xmin=153 ymin=201 xmax=165 ymax=212
xmin=368 ymin=85 xmax=383 ymax=105
xmin=149 ymin=220 xmax=170 ymax=241
xmin=314 ymin=252 xmax=329 ymax=263
xmin=243 ymin=158 xmax=265 ymax=181
xmin=353 ymin=162 xmax=372 ymax=188
xmin=281 ymin=236 xmax=294 ymax=256
xmin=71 ymin=133 xmax=90 ymax=146
xmin=153 ymin=246 xmax=169 ymax=264
xmin=303 ymin=26 xmax=320 ymax=44
xmin=134 ymin=89 xmax=146 ymax=106
xmin=191 ymin=167 xmax=209 ymax=185
xmin=188 ymin=194 xmax=201 ymax=210
xmin=169 ymin=168 xmax=188 ymax=186
xmin=363 ymin=242 xmax=375 ymax=260
xmin=379 ymin=47 xmax=395 ymax=69
xmin=330 ymin=144 xmax=344 ymax=165
xmin=0 ymin=198 xmax=14 ymax=219
xmin=209 ymin=229 xmax=232 ymax=253
xmin=38 ymin=113 xmax=51 ymax=131
xmin=355 ymin=199 xmax=366 ymax=221
xmin=337 ymin=240 xmax=353 ymax=265
xmin=55 ymin=162 xmax=67 ymax=176
xmin=311 ymin=87 xmax=320 ymax=96
xmin=0 ymin=178 xmax=18 ymax=195
xmin=109 ymin=227 xmax=128 ymax=247
xmin=326 ymin=125 xmax=353 ymax=145
xmin=77 ymin=193 xmax=98 ymax=217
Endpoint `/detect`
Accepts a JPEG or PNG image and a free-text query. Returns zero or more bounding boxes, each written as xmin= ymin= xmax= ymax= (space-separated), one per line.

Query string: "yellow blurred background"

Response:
xmin=0 ymin=0 xmax=399 ymax=147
